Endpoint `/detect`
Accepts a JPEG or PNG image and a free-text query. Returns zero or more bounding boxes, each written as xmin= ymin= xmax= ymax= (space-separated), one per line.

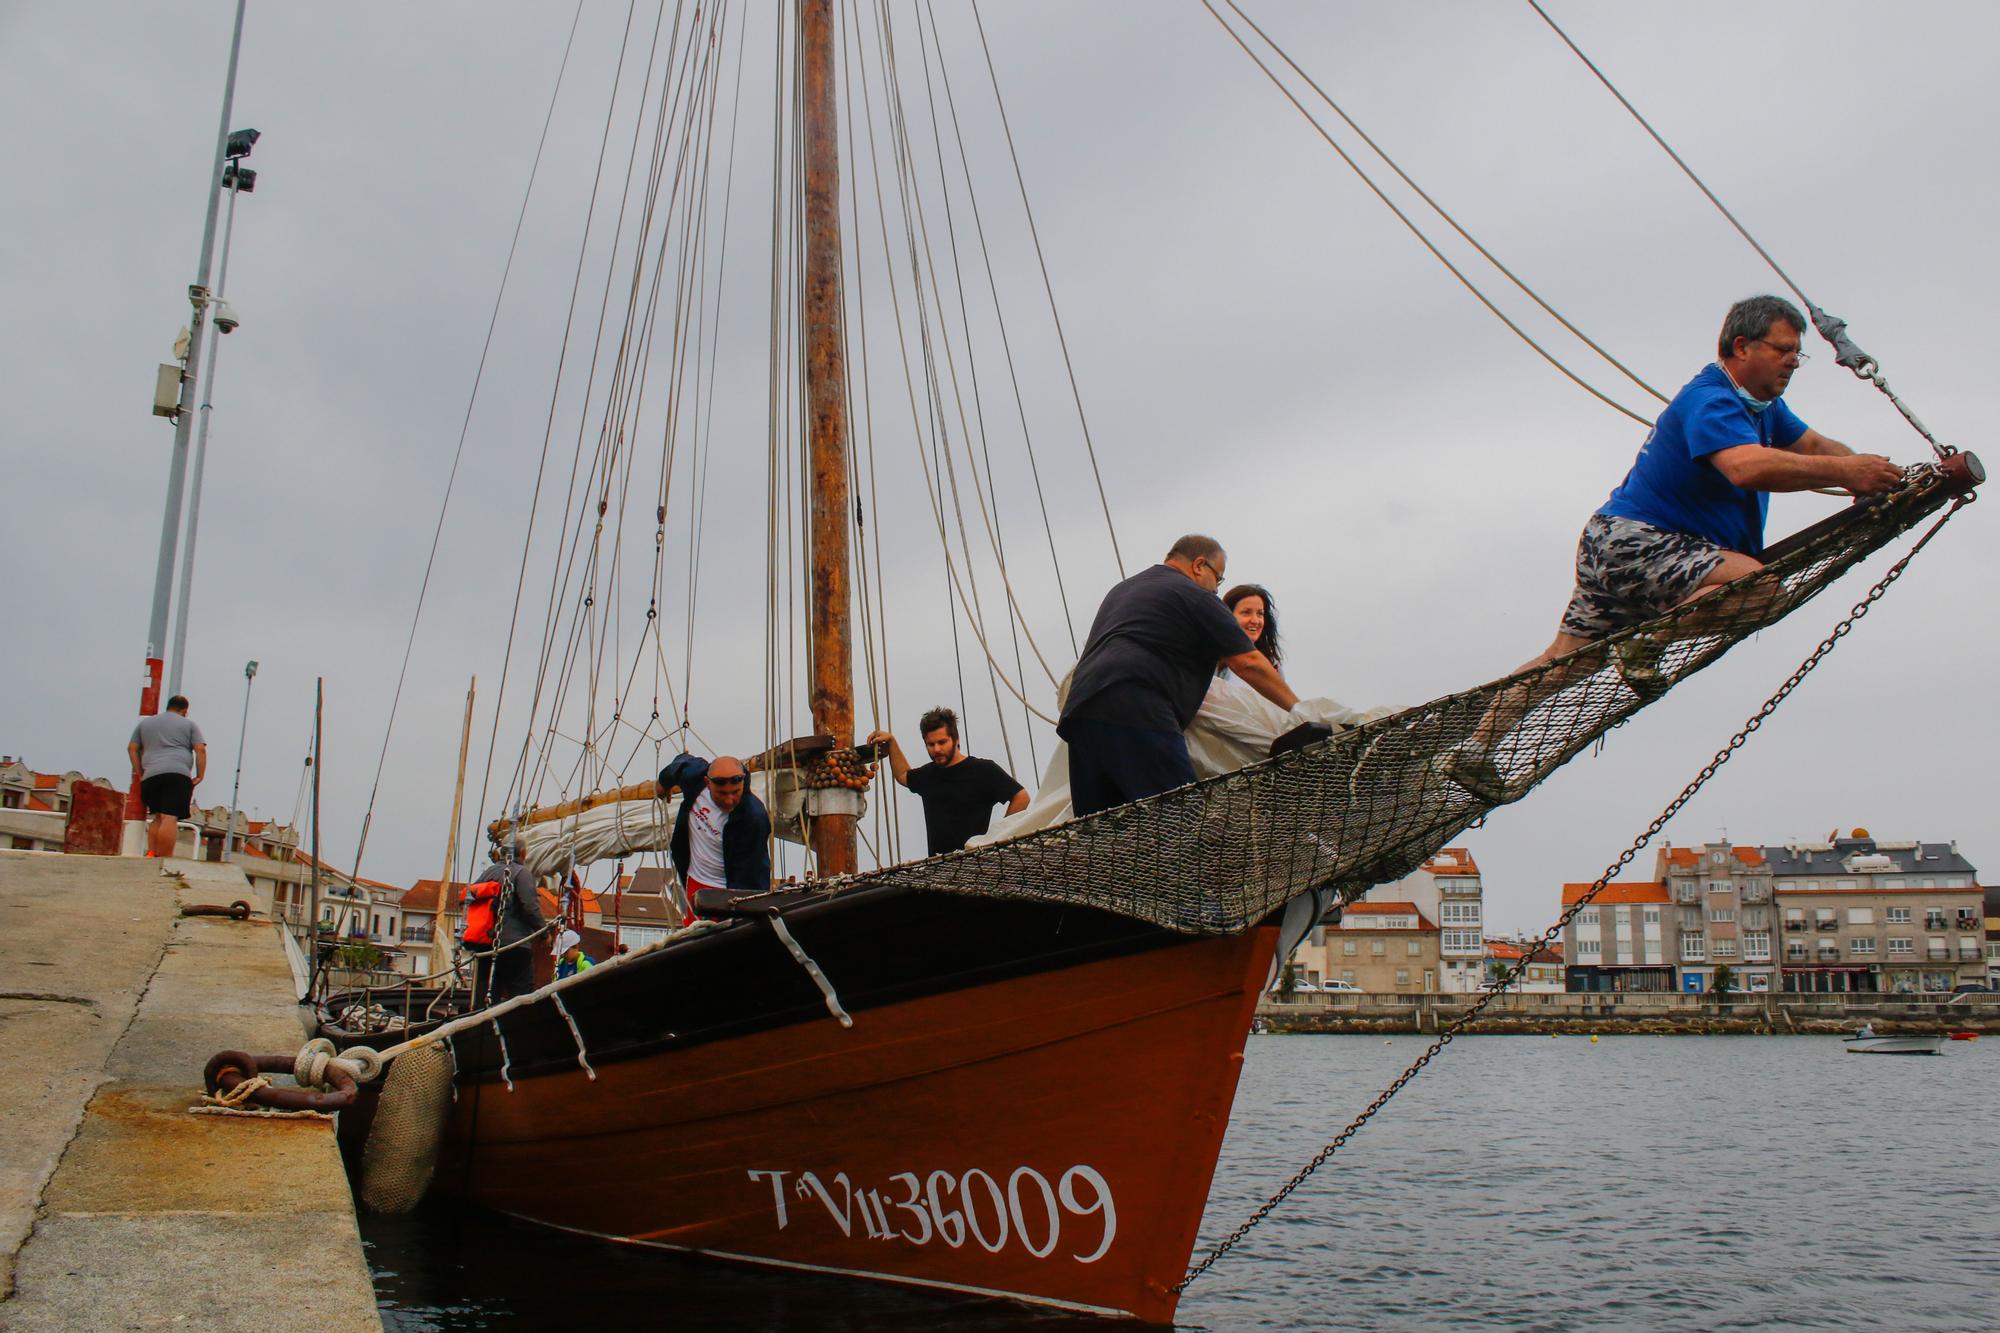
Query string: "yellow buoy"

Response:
xmin=1589 ymin=1034 xmax=1599 ymax=1043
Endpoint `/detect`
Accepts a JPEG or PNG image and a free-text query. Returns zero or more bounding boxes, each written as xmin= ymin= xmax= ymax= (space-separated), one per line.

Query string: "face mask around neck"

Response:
xmin=1717 ymin=361 xmax=1770 ymax=414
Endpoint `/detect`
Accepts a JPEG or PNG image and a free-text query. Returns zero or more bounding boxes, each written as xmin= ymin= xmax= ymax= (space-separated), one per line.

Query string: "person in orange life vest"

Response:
xmin=661 ymin=753 xmax=771 ymax=918
xmin=464 ymin=831 xmax=545 ymax=1006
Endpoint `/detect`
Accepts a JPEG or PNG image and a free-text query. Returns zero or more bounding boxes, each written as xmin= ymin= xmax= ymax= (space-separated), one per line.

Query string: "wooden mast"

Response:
xmin=430 ymin=675 xmax=475 ymax=979
xmin=801 ymin=0 xmax=857 ymax=876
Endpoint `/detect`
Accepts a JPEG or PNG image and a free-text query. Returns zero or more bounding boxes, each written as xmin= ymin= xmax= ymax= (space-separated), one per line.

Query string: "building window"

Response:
xmin=1643 ymin=907 xmax=1660 ymax=925
xmin=1846 ymin=907 xmax=1875 ymax=926
xmin=1341 ymin=970 xmax=1356 ymax=983
xmin=1578 ymin=939 xmax=1600 ymax=957
xmin=1887 ymin=937 xmax=1914 ymax=956
xmin=1712 ymin=939 xmax=1737 ymax=958
xmin=1407 ymin=940 xmax=1421 ymax=956
xmin=1851 ymin=937 xmax=1877 ymax=954
xmin=1710 ymin=880 xmax=1732 ymax=894
xmin=1887 ymin=906 xmax=1911 ymax=924
xmin=1395 ymin=969 xmax=1410 ymax=987
xmin=1680 ymin=935 xmax=1707 ymax=962
xmin=1924 ymin=910 xmax=1947 ymax=930
xmin=1786 ymin=942 xmax=1807 ymax=961
xmin=1743 ymin=932 xmax=1771 ymax=960
xmin=1578 ymin=909 xmax=1598 ymax=927
xmin=1709 ymin=907 xmax=1735 ymax=923
xmin=1442 ymin=902 xmax=1480 ymax=924
xmin=1371 ymin=941 xmax=1385 ymax=956
xmin=1342 ymin=940 xmax=1357 ymax=956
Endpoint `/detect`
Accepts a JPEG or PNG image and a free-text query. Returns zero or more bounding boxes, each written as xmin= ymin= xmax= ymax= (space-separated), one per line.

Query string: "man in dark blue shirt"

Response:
xmin=1443 ymin=295 xmax=1903 ymax=803
xmin=1059 ymin=534 xmax=1297 ymax=816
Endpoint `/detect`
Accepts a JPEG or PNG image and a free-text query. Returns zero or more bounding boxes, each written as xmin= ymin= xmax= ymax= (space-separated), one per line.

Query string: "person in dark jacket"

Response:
xmin=661 ymin=753 xmax=772 ymax=911
xmin=465 ymin=831 xmax=545 ymax=1006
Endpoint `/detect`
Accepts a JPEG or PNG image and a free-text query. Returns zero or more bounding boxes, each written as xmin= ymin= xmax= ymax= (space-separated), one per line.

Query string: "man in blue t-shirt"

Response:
xmin=1059 ymin=534 xmax=1297 ymax=816
xmin=1443 ymin=295 xmax=1903 ymax=803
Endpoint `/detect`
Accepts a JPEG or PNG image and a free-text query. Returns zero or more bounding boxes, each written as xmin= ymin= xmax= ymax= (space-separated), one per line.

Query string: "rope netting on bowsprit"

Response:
xmin=849 ymin=457 xmax=1978 ymax=934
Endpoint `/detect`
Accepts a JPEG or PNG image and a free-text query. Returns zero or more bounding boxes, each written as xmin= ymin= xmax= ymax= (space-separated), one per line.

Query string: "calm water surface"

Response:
xmin=365 ymin=1035 xmax=2000 ymax=1329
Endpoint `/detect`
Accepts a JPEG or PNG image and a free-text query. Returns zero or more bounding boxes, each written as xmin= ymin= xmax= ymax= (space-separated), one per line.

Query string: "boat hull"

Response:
xmin=1844 ymin=1036 xmax=1945 ymax=1055
xmin=429 ymin=886 xmax=1279 ymax=1323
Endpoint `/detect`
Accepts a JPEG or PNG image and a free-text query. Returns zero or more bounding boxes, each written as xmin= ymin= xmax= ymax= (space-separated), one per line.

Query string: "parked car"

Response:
xmin=1320 ymin=980 xmax=1361 ymax=993
xmin=1951 ymin=982 xmax=1992 ymax=995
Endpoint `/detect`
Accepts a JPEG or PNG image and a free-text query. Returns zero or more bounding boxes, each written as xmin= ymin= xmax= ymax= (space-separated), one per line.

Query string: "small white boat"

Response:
xmin=1845 ymin=1023 xmax=1945 ymax=1056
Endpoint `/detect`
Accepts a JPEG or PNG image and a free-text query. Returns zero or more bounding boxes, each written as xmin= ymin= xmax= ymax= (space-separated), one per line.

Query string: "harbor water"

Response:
xmin=364 ymin=1034 xmax=2000 ymax=1329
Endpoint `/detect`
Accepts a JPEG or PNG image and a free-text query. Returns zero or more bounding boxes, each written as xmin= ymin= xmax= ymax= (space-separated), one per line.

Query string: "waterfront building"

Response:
xmin=1656 ymin=841 xmax=1777 ymax=994
xmin=1986 ymin=886 xmax=1999 ymax=987
xmin=1764 ymin=831 xmax=1984 ymax=994
xmin=1484 ymin=938 xmax=1565 ymax=992
xmin=1358 ymin=848 xmax=1485 ymax=992
xmin=0 ymin=757 xmax=119 ymax=852
xmin=1323 ymin=902 xmax=1442 ymax=993
xmin=1562 ymin=881 xmax=1674 ymax=992
xmin=600 ymin=866 xmax=688 ymax=949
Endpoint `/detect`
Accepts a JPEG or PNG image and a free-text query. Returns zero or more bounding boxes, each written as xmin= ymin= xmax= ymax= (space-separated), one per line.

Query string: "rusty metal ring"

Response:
xmin=203 ymin=1049 xmax=358 ymax=1112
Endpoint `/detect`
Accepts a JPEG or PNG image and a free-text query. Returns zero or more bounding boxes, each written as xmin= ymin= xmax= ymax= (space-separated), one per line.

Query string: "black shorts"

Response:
xmin=140 ymin=773 xmax=194 ymax=819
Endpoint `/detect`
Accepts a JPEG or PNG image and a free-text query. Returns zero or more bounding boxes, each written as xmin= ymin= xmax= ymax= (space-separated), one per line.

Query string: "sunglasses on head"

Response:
xmin=709 ymin=774 xmax=746 ymax=787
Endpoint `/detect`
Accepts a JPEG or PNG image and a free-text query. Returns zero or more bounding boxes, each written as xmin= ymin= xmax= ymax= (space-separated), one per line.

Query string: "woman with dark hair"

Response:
xmin=1218 ymin=583 xmax=1281 ymax=680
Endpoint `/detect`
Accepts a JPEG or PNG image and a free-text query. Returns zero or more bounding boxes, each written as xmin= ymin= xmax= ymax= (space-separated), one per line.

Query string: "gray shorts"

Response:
xmin=1559 ymin=514 xmax=1728 ymax=639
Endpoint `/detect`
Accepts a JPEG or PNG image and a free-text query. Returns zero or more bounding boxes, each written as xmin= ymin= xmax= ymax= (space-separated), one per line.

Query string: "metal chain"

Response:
xmin=1175 ymin=492 xmax=1973 ymax=1295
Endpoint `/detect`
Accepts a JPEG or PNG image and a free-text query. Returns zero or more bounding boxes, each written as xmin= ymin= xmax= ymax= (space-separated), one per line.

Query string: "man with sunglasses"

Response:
xmin=1059 ymin=533 xmax=1297 ymax=818
xmin=1442 ymin=294 xmax=1904 ymax=803
xmin=662 ymin=752 xmax=772 ymax=913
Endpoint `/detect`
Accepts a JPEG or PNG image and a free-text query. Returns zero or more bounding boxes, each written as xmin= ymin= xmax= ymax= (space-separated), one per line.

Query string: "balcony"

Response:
xmin=1925 ymin=918 xmax=1947 ymax=932
xmin=1817 ymin=949 xmax=1842 ymax=963
xmin=1741 ymin=887 xmax=1770 ymax=903
xmin=400 ymin=926 xmax=433 ymax=944
xmin=1783 ymin=920 xmax=1808 ymax=932
xmin=1927 ymin=948 xmax=1951 ymax=961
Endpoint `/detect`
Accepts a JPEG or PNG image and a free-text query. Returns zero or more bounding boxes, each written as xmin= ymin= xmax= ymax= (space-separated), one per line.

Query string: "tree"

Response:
xmin=1278 ymin=959 xmax=1298 ymax=1001
xmin=1486 ymin=959 xmax=1510 ymax=991
xmin=1711 ymin=963 xmax=1737 ymax=1000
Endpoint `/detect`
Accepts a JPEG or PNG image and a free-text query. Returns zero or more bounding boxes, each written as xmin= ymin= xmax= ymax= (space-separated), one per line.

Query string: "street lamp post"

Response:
xmin=130 ymin=0 xmax=249 ymax=833
xmin=168 ymin=130 xmax=260 ymax=696
xmin=223 ymin=659 xmax=259 ymax=858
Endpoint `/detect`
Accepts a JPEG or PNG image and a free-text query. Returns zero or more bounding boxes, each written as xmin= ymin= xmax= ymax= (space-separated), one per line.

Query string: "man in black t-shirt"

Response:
xmin=1059 ymin=534 xmax=1297 ymax=816
xmin=869 ymin=707 xmax=1028 ymax=856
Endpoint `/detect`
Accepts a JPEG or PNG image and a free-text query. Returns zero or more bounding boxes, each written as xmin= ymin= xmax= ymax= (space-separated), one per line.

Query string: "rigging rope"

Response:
xmin=1526 ymin=0 xmax=1951 ymax=461
xmin=346 ymin=1 xmax=587 ymax=883
xmin=1176 ymin=487 xmax=1974 ymax=1291
xmin=1200 ymin=0 xmax=1657 ymax=427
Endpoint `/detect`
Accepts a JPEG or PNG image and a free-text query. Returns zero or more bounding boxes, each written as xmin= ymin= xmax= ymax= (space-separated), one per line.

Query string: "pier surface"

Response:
xmin=0 ymin=850 xmax=380 ymax=1331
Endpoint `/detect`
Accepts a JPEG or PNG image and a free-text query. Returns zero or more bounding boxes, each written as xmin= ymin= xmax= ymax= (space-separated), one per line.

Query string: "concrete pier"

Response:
xmin=0 ymin=850 xmax=380 ymax=1331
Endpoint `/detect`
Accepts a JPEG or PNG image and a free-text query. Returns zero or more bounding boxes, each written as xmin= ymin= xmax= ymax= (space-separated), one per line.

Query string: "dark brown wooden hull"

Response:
xmin=427 ymin=886 xmax=1277 ymax=1323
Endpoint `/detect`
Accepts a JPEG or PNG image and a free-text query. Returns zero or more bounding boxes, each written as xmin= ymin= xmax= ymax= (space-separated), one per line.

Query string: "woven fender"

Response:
xmin=357 ymin=1042 xmax=455 ymax=1214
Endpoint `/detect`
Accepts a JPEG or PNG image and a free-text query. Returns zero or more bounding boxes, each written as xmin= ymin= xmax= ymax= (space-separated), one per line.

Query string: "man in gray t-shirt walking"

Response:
xmin=127 ymin=695 xmax=207 ymax=858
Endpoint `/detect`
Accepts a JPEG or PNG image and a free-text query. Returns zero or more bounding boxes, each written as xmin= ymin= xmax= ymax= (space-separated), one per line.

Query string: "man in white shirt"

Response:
xmin=126 ymin=695 xmax=207 ymax=858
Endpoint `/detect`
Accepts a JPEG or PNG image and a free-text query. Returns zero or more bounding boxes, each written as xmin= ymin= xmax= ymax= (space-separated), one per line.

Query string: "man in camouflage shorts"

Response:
xmin=1442 ymin=295 xmax=1903 ymax=804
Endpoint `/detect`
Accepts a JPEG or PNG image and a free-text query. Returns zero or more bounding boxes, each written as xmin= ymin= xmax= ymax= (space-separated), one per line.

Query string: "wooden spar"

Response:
xmin=485 ymin=735 xmax=845 ymax=838
xmin=801 ymin=0 xmax=858 ymax=877
xmin=430 ymin=675 xmax=475 ymax=979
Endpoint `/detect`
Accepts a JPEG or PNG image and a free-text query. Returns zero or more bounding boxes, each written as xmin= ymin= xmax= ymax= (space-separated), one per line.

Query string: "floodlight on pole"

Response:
xmin=133 ymin=0 xmax=248 ymax=833
xmin=223 ymin=659 xmax=259 ymax=860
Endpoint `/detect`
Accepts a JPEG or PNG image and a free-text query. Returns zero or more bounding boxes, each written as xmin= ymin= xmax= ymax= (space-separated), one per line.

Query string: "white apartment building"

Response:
xmin=1359 ymin=848 xmax=1485 ymax=992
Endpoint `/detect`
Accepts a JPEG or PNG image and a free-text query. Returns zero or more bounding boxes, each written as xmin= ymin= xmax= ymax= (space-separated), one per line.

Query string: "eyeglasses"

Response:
xmin=1751 ymin=338 xmax=1810 ymax=364
xmin=709 ymin=775 xmax=746 ymax=787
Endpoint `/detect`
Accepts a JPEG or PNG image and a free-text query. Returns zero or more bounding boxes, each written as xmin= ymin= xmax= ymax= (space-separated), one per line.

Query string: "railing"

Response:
xmin=1817 ymin=950 xmax=1843 ymax=962
xmin=1783 ymin=920 xmax=1807 ymax=931
xmin=1927 ymin=948 xmax=1951 ymax=961
xmin=400 ymin=927 xmax=433 ymax=944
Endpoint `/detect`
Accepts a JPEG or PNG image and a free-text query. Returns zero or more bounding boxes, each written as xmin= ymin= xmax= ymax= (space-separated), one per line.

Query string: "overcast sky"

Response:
xmin=3 ymin=2 xmax=1993 ymax=934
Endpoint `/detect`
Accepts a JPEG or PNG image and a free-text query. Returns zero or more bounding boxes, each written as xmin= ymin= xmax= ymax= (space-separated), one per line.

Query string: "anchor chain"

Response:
xmin=1176 ymin=491 xmax=1973 ymax=1294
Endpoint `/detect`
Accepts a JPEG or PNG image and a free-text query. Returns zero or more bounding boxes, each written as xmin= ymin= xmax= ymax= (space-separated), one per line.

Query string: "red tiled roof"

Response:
xmin=1561 ymin=880 xmax=1669 ymax=906
xmin=536 ymin=885 xmax=603 ymax=917
xmin=33 ymin=773 xmax=59 ymax=789
xmin=26 ymin=793 xmax=54 ymax=811
xmin=1664 ymin=845 xmax=1765 ymax=869
xmin=1427 ymin=847 xmax=1479 ymax=875
xmin=400 ymin=879 xmax=470 ymax=913
xmin=1335 ymin=903 xmax=1438 ymax=931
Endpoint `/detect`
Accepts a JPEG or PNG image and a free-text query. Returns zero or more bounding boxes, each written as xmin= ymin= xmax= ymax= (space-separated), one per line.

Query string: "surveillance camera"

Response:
xmin=213 ymin=301 xmax=240 ymax=334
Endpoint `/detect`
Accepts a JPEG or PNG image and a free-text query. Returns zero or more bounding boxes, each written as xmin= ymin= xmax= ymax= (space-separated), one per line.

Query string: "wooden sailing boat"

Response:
xmin=313 ymin=3 xmax=1981 ymax=1324
xmin=407 ymin=3 xmax=1281 ymax=1322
